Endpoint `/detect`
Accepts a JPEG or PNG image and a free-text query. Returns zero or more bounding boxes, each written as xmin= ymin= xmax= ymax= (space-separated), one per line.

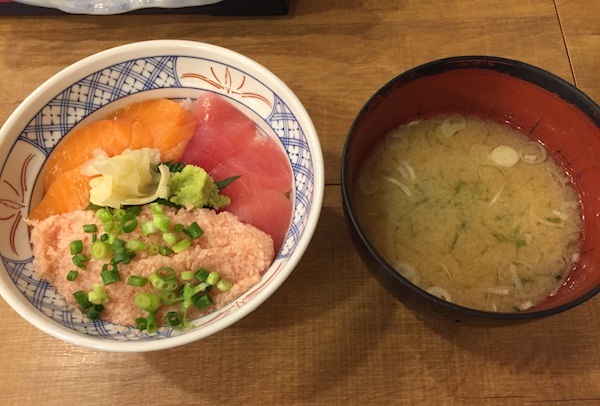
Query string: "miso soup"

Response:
xmin=355 ymin=115 xmax=582 ymax=312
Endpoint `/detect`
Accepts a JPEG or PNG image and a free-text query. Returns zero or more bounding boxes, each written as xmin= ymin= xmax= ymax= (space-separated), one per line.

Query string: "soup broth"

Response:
xmin=355 ymin=115 xmax=582 ymax=312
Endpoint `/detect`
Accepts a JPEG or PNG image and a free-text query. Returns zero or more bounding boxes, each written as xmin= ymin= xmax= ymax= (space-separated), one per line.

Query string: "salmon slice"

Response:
xmin=181 ymin=93 xmax=257 ymax=172
xmin=43 ymin=118 xmax=151 ymax=191
xmin=29 ymin=166 xmax=92 ymax=222
xmin=44 ymin=99 xmax=196 ymax=192
xmin=108 ymin=98 xmax=196 ymax=162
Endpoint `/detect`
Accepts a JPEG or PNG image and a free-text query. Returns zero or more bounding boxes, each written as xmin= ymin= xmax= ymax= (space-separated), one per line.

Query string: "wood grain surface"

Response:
xmin=1 ymin=1 xmax=599 ymax=405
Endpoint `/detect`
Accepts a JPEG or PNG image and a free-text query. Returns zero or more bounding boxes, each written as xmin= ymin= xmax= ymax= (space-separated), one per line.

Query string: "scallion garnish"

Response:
xmin=153 ymin=213 xmax=171 ymax=233
xmin=91 ymin=240 xmax=112 ymax=260
xmin=125 ymin=239 xmax=148 ymax=251
xmin=70 ymin=240 xmax=83 ymax=255
xmin=165 ymin=311 xmax=184 ymax=329
xmin=135 ymin=317 xmax=148 ymax=331
xmin=173 ymin=223 xmax=185 ymax=233
xmin=206 ymin=271 xmax=221 ymax=286
xmin=88 ymin=285 xmax=110 ymax=304
xmin=195 ymin=268 xmax=210 ymax=283
xmin=181 ymin=271 xmax=195 ymax=281
xmin=141 ymin=220 xmax=158 ymax=236
xmin=86 ymin=304 xmax=104 ymax=320
xmin=159 ymin=246 xmax=172 ymax=256
xmin=72 ymin=253 xmax=89 ymax=270
xmin=184 ymin=222 xmax=203 ymax=239
xmin=66 ymin=270 xmax=79 ymax=281
xmin=120 ymin=212 xmax=138 ymax=233
xmin=161 ymin=291 xmax=182 ymax=306
xmin=192 ymin=292 xmax=213 ymax=310
xmin=172 ymin=238 xmax=191 ymax=253
xmin=216 ymin=278 xmax=234 ymax=292
xmin=73 ymin=290 xmax=92 ymax=309
xmin=126 ymin=275 xmax=148 ymax=287
xmin=162 ymin=232 xmax=178 ymax=246
xmin=134 ymin=293 xmax=160 ymax=312
xmin=83 ymin=224 xmax=98 ymax=233
xmin=101 ymin=269 xmax=121 ymax=285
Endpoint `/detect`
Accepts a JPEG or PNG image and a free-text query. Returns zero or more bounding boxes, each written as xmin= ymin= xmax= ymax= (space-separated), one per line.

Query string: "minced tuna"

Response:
xmin=28 ymin=206 xmax=274 ymax=327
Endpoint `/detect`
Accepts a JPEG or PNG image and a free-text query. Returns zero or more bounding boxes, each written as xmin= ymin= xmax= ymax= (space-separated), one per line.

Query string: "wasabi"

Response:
xmin=168 ymin=165 xmax=230 ymax=210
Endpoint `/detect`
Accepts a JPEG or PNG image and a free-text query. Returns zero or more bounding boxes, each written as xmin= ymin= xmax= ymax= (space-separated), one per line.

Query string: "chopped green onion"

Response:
xmin=91 ymin=234 xmax=97 ymax=242
xmin=159 ymin=246 xmax=172 ymax=256
xmin=192 ymin=293 xmax=213 ymax=310
xmin=181 ymin=271 xmax=195 ymax=281
xmin=70 ymin=240 xmax=83 ymax=255
xmin=172 ymin=238 xmax=191 ymax=253
xmin=148 ymin=273 xmax=178 ymax=292
xmin=148 ymin=243 xmax=160 ymax=255
xmin=97 ymin=208 xmax=113 ymax=224
xmin=66 ymin=270 xmax=79 ymax=281
xmin=86 ymin=304 xmax=103 ymax=320
xmin=126 ymin=206 xmax=142 ymax=216
xmin=83 ymin=224 xmax=98 ymax=233
xmin=127 ymin=275 xmax=148 ymax=287
xmin=135 ymin=317 xmax=148 ymax=331
xmin=91 ymin=240 xmax=112 ymax=260
xmin=161 ymin=291 xmax=182 ymax=306
xmin=134 ymin=293 xmax=161 ymax=312
xmin=173 ymin=223 xmax=185 ymax=233
xmin=165 ymin=311 xmax=184 ymax=329
xmin=100 ymin=233 xmax=109 ymax=242
xmin=195 ymin=268 xmax=210 ymax=283
xmin=113 ymin=208 xmax=126 ymax=220
xmin=153 ymin=213 xmax=171 ymax=233
xmin=101 ymin=270 xmax=121 ymax=285
xmin=141 ymin=220 xmax=158 ymax=236
xmin=156 ymin=267 xmax=177 ymax=281
xmin=88 ymin=285 xmax=110 ymax=304
xmin=184 ymin=222 xmax=203 ymax=239
xmin=150 ymin=202 xmax=164 ymax=214
xmin=162 ymin=232 xmax=178 ymax=246
xmin=113 ymin=250 xmax=135 ymax=265
xmin=146 ymin=311 xmax=157 ymax=334
xmin=112 ymin=238 xmax=126 ymax=251
xmin=74 ymin=290 xmax=92 ymax=309
xmin=120 ymin=212 xmax=138 ymax=233
xmin=206 ymin=271 xmax=221 ymax=286
xmin=216 ymin=278 xmax=234 ymax=292
xmin=72 ymin=253 xmax=89 ymax=270
xmin=125 ymin=239 xmax=148 ymax=251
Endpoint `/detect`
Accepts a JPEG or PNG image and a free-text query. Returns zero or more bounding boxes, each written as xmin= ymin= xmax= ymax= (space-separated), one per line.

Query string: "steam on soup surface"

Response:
xmin=355 ymin=115 xmax=582 ymax=312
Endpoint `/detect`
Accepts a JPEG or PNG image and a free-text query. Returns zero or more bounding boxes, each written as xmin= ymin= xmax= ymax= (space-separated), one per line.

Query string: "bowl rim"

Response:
xmin=0 ymin=40 xmax=324 ymax=351
xmin=341 ymin=55 xmax=600 ymax=321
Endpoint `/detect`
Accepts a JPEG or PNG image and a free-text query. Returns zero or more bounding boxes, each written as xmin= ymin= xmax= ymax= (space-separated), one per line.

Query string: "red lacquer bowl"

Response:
xmin=342 ymin=56 xmax=600 ymax=323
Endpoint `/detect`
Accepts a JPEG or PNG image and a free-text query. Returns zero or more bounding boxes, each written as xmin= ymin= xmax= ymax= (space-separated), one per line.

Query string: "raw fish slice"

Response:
xmin=180 ymin=93 xmax=257 ymax=172
xmin=210 ymin=136 xmax=292 ymax=195
xmin=29 ymin=166 xmax=92 ymax=222
xmin=108 ymin=98 xmax=196 ymax=162
xmin=223 ymin=187 xmax=292 ymax=253
xmin=43 ymin=118 xmax=149 ymax=191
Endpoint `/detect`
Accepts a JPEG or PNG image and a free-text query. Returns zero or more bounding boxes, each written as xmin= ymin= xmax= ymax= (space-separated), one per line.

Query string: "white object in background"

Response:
xmin=15 ymin=0 xmax=223 ymax=15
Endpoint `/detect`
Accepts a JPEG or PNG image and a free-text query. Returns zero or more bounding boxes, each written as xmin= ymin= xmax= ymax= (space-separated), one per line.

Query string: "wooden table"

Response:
xmin=1 ymin=1 xmax=599 ymax=404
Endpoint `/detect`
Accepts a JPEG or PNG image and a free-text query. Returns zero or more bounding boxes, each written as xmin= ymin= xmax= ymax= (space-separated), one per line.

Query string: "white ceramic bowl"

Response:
xmin=15 ymin=0 xmax=223 ymax=15
xmin=0 ymin=40 xmax=324 ymax=352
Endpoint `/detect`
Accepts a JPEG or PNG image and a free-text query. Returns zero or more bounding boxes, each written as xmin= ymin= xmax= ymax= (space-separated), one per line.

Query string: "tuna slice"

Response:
xmin=216 ymin=177 xmax=293 ymax=253
xmin=183 ymin=93 xmax=294 ymax=253
xmin=180 ymin=93 xmax=257 ymax=172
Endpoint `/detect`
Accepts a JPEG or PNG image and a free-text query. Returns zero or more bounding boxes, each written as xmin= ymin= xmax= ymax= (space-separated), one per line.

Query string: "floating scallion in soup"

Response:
xmin=355 ymin=114 xmax=582 ymax=312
